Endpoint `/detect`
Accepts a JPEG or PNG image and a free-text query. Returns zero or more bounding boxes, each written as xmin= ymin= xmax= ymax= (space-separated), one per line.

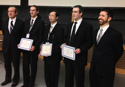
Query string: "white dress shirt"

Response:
xmin=70 ymin=18 xmax=82 ymax=36
xmin=96 ymin=25 xmax=110 ymax=41
xmin=8 ymin=17 xmax=16 ymax=33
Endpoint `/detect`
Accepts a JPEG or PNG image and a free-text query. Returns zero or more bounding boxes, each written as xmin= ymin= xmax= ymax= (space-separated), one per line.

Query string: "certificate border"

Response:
xmin=18 ymin=38 xmax=33 ymax=51
xmin=41 ymin=43 xmax=52 ymax=56
xmin=62 ymin=44 xmax=75 ymax=60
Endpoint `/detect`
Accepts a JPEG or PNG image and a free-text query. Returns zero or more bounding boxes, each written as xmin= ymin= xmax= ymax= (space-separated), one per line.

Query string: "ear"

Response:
xmin=108 ymin=17 xmax=112 ymax=22
xmin=37 ymin=11 xmax=39 ymax=14
xmin=80 ymin=12 xmax=83 ymax=16
xmin=56 ymin=16 xmax=59 ymax=20
xmin=15 ymin=12 xmax=18 ymax=15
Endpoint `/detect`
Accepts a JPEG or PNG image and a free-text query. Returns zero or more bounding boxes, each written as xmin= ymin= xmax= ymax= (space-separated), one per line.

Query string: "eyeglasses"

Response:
xmin=72 ymin=11 xmax=79 ymax=13
xmin=48 ymin=15 xmax=55 ymax=17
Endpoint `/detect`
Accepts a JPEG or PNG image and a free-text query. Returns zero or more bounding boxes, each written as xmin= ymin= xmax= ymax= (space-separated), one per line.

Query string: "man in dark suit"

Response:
xmin=41 ymin=10 xmax=64 ymax=87
xmin=89 ymin=8 xmax=123 ymax=87
xmin=1 ymin=7 xmax=24 ymax=87
xmin=21 ymin=6 xmax=45 ymax=87
xmin=64 ymin=5 xmax=93 ymax=87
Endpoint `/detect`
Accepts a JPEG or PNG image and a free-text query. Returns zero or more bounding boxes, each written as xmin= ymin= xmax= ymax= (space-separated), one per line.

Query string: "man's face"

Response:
xmin=72 ymin=7 xmax=82 ymax=21
xmin=8 ymin=7 xmax=17 ymax=19
xmin=30 ymin=7 xmax=39 ymax=18
xmin=98 ymin=11 xmax=111 ymax=25
xmin=49 ymin=11 xmax=58 ymax=23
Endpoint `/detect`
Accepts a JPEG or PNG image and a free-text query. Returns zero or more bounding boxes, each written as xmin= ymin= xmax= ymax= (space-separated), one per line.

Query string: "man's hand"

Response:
xmin=30 ymin=46 xmax=35 ymax=52
xmin=75 ymin=48 xmax=81 ymax=54
xmin=60 ymin=43 xmax=66 ymax=49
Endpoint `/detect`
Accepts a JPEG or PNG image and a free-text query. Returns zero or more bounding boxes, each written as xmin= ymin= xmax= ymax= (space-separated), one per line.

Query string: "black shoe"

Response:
xmin=29 ymin=84 xmax=34 ymax=87
xmin=21 ymin=85 xmax=28 ymax=87
xmin=1 ymin=80 xmax=11 ymax=86
xmin=11 ymin=82 xmax=18 ymax=87
xmin=21 ymin=85 xmax=25 ymax=87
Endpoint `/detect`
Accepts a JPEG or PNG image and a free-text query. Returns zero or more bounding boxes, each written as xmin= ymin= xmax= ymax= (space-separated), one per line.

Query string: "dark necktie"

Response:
xmin=10 ymin=21 xmax=14 ymax=33
xmin=70 ymin=22 xmax=77 ymax=44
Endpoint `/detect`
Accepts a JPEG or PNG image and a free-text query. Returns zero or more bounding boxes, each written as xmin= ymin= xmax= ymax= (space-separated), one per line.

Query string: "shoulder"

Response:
xmin=81 ymin=20 xmax=93 ymax=27
xmin=110 ymin=27 xmax=122 ymax=37
xmin=16 ymin=18 xmax=24 ymax=24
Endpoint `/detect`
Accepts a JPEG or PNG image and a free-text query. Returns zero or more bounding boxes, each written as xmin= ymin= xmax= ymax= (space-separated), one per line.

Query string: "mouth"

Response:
xmin=99 ymin=19 xmax=103 ymax=22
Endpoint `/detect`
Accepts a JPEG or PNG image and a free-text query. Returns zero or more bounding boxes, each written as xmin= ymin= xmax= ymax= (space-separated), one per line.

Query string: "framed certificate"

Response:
xmin=62 ymin=44 xmax=75 ymax=60
xmin=18 ymin=38 xmax=33 ymax=51
xmin=41 ymin=43 xmax=52 ymax=56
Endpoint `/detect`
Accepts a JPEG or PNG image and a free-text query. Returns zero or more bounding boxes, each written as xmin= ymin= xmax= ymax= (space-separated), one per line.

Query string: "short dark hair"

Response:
xmin=73 ymin=5 xmax=83 ymax=13
xmin=100 ymin=8 xmax=114 ymax=19
xmin=30 ymin=5 xmax=39 ymax=11
xmin=50 ymin=10 xmax=60 ymax=17
xmin=8 ymin=6 xmax=18 ymax=13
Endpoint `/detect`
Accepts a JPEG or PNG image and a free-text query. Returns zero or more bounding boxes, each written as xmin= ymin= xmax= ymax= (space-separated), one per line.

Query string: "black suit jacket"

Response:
xmin=64 ymin=20 xmax=93 ymax=66
xmin=90 ymin=26 xmax=123 ymax=76
xmin=2 ymin=18 xmax=24 ymax=53
xmin=23 ymin=16 xmax=45 ymax=53
xmin=43 ymin=23 xmax=64 ymax=64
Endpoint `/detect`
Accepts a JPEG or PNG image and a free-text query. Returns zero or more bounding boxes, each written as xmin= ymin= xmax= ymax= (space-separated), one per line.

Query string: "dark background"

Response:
xmin=0 ymin=0 xmax=125 ymax=43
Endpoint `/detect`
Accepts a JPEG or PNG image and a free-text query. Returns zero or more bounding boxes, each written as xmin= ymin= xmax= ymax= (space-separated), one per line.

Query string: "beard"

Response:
xmin=98 ymin=19 xmax=108 ymax=25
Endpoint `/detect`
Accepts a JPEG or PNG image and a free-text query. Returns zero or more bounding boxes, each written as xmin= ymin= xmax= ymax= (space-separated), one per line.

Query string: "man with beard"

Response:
xmin=89 ymin=8 xmax=123 ymax=87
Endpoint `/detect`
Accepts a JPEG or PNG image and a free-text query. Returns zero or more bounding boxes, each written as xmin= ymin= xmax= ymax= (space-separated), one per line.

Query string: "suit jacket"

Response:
xmin=2 ymin=18 xmax=24 ymax=53
xmin=90 ymin=26 xmax=123 ymax=76
xmin=43 ymin=23 xmax=64 ymax=64
xmin=23 ymin=16 xmax=45 ymax=54
xmin=64 ymin=20 xmax=93 ymax=66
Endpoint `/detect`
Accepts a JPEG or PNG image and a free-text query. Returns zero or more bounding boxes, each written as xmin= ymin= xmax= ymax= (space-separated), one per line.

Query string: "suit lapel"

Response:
xmin=11 ymin=18 xmax=18 ymax=34
xmin=74 ymin=21 xmax=83 ymax=37
xmin=5 ymin=19 xmax=10 ymax=35
xmin=45 ymin=24 xmax=51 ymax=41
xmin=97 ymin=27 xmax=112 ymax=45
xmin=51 ymin=23 xmax=58 ymax=34
xmin=94 ymin=29 xmax=99 ymax=46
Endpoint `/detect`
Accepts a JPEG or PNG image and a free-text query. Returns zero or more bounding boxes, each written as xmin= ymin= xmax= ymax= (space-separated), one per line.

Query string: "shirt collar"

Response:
xmin=51 ymin=22 xmax=57 ymax=28
xmin=31 ymin=16 xmax=38 ymax=21
xmin=74 ymin=18 xmax=82 ymax=24
xmin=100 ymin=24 xmax=109 ymax=32
xmin=9 ymin=17 xmax=16 ymax=22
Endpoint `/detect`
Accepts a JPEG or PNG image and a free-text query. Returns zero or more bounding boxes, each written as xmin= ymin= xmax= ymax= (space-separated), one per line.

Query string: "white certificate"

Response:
xmin=62 ymin=44 xmax=75 ymax=60
xmin=41 ymin=43 xmax=52 ymax=56
xmin=18 ymin=38 xmax=33 ymax=51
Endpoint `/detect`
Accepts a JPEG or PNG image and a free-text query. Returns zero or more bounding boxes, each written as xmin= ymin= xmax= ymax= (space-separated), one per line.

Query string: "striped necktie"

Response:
xmin=10 ymin=21 xmax=14 ymax=33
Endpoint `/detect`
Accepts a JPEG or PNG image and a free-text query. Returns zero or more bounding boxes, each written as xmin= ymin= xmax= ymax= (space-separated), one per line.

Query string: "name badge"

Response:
xmin=26 ymin=33 xmax=30 ymax=38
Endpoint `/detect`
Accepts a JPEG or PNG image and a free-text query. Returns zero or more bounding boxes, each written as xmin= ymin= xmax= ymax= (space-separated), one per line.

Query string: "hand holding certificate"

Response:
xmin=18 ymin=38 xmax=33 ymax=51
xmin=40 ymin=43 xmax=52 ymax=56
xmin=62 ymin=44 xmax=75 ymax=60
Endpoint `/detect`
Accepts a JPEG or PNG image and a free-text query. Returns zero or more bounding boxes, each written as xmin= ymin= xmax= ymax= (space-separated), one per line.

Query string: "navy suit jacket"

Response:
xmin=23 ymin=16 xmax=45 ymax=54
xmin=64 ymin=20 xmax=93 ymax=66
xmin=43 ymin=23 xmax=64 ymax=64
xmin=2 ymin=18 xmax=24 ymax=53
xmin=90 ymin=26 xmax=123 ymax=76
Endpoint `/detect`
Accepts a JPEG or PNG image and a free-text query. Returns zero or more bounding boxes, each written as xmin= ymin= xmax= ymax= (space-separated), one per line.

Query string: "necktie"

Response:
xmin=70 ymin=22 xmax=77 ymax=43
xmin=47 ymin=26 xmax=53 ymax=41
xmin=30 ymin=19 xmax=34 ymax=28
xmin=97 ymin=29 xmax=103 ymax=44
xmin=10 ymin=21 xmax=14 ymax=33
xmin=49 ymin=26 xmax=53 ymax=33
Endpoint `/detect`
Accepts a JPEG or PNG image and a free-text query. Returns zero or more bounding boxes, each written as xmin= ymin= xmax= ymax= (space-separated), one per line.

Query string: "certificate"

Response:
xmin=41 ymin=43 xmax=52 ymax=56
xmin=18 ymin=38 xmax=33 ymax=51
xmin=62 ymin=44 xmax=75 ymax=60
